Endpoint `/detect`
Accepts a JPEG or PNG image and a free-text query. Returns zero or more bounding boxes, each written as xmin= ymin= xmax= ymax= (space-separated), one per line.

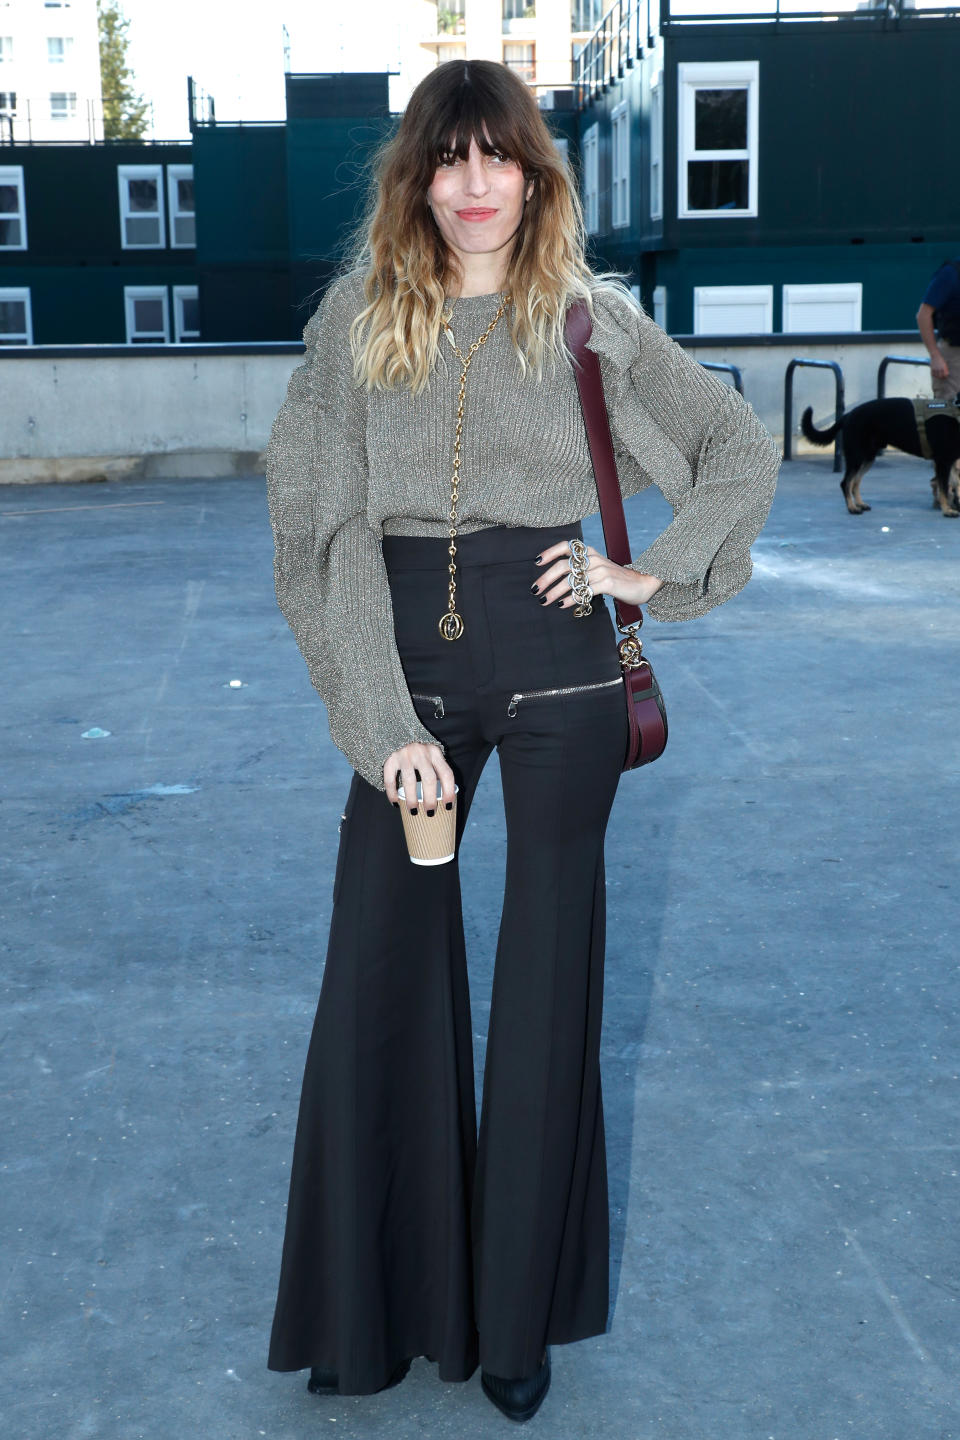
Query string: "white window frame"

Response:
xmin=582 ymin=121 xmax=599 ymax=236
xmin=0 ymin=285 xmax=32 ymax=344
xmin=0 ymin=36 xmax=13 ymax=62
xmin=117 ymin=163 xmax=165 ymax=249
xmin=653 ymin=284 xmax=667 ymax=330
xmin=173 ymin=285 xmax=199 ymax=342
xmin=693 ymin=284 xmax=773 ymax=336
xmin=611 ymin=100 xmax=630 ymax=230
xmin=47 ymin=36 xmax=73 ymax=62
xmin=649 ymin=69 xmax=663 ymax=221
xmin=678 ymin=61 xmax=759 ymax=220
xmin=166 ymin=163 xmax=195 ymax=249
xmin=782 ymin=282 xmax=862 ymax=334
xmin=124 ymin=285 xmax=170 ymax=344
xmin=0 ymin=163 xmax=27 ymax=249
xmin=49 ymin=89 xmax=77 ymax=119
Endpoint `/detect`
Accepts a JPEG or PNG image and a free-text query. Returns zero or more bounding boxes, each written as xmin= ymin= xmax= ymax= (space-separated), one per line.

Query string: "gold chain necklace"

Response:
xmin=437 ymin=292 xmax=510 ymax=641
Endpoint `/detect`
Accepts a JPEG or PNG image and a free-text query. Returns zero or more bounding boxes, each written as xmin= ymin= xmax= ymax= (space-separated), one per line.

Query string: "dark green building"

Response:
xmin=573 ymin=0 xmax=959 ymax=334
xmin=0 ymin=139 xmax=197 ymax=344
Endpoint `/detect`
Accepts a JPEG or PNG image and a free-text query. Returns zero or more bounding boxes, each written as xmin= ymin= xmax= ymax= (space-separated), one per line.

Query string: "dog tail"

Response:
xmin=800 ymin=406 xmax=840 ymax=446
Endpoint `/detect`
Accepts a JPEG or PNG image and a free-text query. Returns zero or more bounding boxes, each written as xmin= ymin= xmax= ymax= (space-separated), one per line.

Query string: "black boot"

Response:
xmin=307 ymin=1355 xmax=412 ymax=1396
xmin=481 ymin=1348 xmax=551 ymax=1423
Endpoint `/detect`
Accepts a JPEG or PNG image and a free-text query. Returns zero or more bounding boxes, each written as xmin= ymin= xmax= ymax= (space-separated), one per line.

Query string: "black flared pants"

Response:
xmin=268 ymin=521 xmax=629 ymax=1394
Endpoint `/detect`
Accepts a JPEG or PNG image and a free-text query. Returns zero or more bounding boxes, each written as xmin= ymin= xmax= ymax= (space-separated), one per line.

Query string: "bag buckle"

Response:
xmin=617 ymin=622 xmax=644 ymax=672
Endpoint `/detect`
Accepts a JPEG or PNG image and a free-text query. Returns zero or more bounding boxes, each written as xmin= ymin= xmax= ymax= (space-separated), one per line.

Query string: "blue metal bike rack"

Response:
xmin=784 ymin=358 xmax=845 ymax=472
xmin=699 ymin=360 xmax=744 ymax=395
xmin=877 ymin=354 xmax=929 ymax=400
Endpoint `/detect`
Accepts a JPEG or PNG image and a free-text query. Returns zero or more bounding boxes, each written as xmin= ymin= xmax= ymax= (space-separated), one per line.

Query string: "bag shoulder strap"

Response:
xmin=565 ymin=298 xmax=643 ymax=631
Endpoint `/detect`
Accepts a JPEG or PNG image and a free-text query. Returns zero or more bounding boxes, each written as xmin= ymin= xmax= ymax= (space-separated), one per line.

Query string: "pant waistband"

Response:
xmin=382 ymin=520 xmax=583 ymax=572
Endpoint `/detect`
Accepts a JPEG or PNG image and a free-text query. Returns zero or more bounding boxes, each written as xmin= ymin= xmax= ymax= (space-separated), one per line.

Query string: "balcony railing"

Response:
xmin=575 ymin=0 xmax=960 ymax=101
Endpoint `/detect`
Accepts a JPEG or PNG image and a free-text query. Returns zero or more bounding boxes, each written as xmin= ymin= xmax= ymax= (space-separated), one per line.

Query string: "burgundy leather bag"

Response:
xmin=565 ymin=299 xmax=668 ymax=770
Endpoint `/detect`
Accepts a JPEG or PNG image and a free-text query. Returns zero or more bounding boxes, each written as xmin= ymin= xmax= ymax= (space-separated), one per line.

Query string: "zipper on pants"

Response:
xmin=506 ymin=676 xmax=622 ymax=718
xmin=410 ymin=692 xmax=445 ymax=718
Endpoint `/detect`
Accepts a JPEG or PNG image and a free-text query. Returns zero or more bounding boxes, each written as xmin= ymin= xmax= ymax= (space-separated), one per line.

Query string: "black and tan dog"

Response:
xmin=801 ymin=397 xmax=960 ymax=517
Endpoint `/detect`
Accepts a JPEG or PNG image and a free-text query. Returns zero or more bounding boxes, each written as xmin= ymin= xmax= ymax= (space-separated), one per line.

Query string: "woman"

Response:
xmin=264 ymin=59 xmax=779 ymax=1423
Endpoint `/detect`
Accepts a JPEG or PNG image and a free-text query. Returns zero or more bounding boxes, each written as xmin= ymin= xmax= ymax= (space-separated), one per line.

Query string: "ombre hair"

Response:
xmin=348 ymin=59 xmax=597 ymax=393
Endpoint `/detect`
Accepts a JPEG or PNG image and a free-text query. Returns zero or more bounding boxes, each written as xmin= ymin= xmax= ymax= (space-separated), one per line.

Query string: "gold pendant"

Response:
xmin=439 ymin=611 xmax=464 ymax=641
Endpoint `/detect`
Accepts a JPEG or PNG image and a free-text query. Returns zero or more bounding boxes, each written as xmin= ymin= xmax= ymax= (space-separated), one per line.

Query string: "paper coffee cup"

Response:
xmin=396 ymin=781 xmax=458 ymax=865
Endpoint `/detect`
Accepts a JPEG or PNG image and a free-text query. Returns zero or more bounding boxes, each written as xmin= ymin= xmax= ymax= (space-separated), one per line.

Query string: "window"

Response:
xmin=582 ymin=121 xmax=598 ymax=234
xmin=782 ymin=283 xmax=862 ymax=334
xmin=0 ymin=90 xmax=15 ymax=112
xmin=503 ymin=0 xmax=534 ymax=30
xmin=678 ymin=62 xmax=758 ymax=219
xmin=571 ymin=0 xmax=604 ymax=30
xmin=124 ymin=286 xmax=169 ymax=343
xmin=693 ymin=285 xmax=772 ymax=335
xmin=0 ymin=165 xmax=26 ymax=248
xmin=611 ymin=100 xmax=629 ymax=230
xmin=0 ymin=36 xmax=12 ymax=62
xmin=173 ymin=286 xmax=199 ymax=341
xmin=166 ymin=164 xmax=195 ymax=248
xmin=554 ymin=136 xmax=569 ymax=170
xmin=50 ymin=91 xmax=77 ymax=119
xmin=503 ymin=43 xmax=534 ymax=83
xmin=0 ymin=287 xmax=31 ymax=344
xmin=649 ymin=71 xmax=663 ymax=221
xmin=653 ymin=284 xmax=667 ymax=330
xmin=118 ymin=164 xmax=165 ymax=248
xmin=47 ymin=36 xmax=74 ymax=62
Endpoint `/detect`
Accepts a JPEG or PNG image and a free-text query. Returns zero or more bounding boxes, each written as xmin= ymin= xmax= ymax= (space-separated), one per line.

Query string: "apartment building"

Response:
xmin=0 ymin=0 xmax=103 ymax=142
xmin=421 ymin=0 xmax=606 ymax=93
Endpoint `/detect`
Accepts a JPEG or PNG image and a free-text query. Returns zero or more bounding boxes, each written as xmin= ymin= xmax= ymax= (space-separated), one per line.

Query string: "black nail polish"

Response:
xmin=535 ymin=553 xmax=543 ymax=563
xmin=426 ymin=808 xmax=435 ymax=817
xmin=530 ymin=582 xmax=539 ymax=592
xmin=392 ymin=801 xmax=399 ymax=808
xmin=539 ymin=595 xmax=549 ymax=605
xmin=445 ymin=802 xmax=453 ymax=811
xmin=410 ymin=807 xmax=418 ymax=815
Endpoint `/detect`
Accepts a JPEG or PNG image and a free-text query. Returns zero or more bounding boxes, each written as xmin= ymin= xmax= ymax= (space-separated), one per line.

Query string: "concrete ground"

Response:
xmin=1 ymin=451 xmax=958 ymax=1440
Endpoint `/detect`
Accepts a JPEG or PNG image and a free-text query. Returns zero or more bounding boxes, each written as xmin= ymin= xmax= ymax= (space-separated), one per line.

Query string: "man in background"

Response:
xmin=917 ymin=258 xmax=960 ymax=400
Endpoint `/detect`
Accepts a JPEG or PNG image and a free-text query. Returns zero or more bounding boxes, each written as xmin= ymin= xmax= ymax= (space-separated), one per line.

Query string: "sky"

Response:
xmin=119 ymin=0 xmax=408 ymax=139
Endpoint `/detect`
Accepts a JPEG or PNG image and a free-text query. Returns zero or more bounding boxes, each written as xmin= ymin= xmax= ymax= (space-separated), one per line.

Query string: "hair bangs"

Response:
xmin=432 ymin=77 xmax=524 ymax=167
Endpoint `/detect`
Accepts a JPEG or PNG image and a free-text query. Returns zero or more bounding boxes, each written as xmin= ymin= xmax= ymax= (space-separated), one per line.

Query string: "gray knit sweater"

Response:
xmin=264 ymin=272 xmax=780 ymax=790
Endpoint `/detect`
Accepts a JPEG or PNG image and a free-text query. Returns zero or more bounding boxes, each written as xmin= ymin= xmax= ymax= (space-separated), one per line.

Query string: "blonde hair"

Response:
xmin=348 ymin=59 xmax=596 ymax=393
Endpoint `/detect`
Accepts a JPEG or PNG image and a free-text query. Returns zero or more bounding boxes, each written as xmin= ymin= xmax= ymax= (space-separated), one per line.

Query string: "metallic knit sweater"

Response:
xmin=264 ymin=271 xmax=780 ymax=791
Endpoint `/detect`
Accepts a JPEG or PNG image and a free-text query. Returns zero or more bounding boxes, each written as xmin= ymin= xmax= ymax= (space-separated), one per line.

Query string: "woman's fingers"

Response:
xmin=383 ymin=743 xmax=457 ymax=813
xmin=399 ymin=754 xmax=421 ymax=813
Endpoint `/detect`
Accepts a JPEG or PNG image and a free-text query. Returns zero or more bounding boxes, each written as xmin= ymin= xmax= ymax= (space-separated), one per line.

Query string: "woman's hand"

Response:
xmin=384 ymin=742 xmax=457 ymax=814
xmin=532 ymin=539 xmax=663 ymax=609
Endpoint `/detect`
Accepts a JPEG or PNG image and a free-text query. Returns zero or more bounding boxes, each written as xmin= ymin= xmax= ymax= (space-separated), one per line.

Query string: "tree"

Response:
xmin=98 ymin=1 xmax=151 ymax=140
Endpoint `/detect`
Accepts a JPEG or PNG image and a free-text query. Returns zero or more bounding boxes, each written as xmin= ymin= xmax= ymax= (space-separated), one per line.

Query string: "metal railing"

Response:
xmin=877 ymin=354 xmax=929 ymax=399
xmin=699 ymin=360 xmax=744 ymax=395
xmin=783 ymin=358 xmax=845 ymax=471
xmin=575 ymin=0 xmax=660 ymax=103
xmin=574 ymin=0 xmax=960 ymax=101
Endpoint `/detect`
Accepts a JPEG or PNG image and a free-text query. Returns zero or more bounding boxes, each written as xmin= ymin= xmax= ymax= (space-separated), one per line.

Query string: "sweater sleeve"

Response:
xmin=588 ymin=287 xmax=781 ymax=622
xmin=264 ymin=275 xmax=443 ymax=791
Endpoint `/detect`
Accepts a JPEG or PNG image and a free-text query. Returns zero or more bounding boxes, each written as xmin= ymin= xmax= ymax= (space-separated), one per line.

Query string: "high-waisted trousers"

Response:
xmin=268 ymin=520 xmax=629 ymax=1394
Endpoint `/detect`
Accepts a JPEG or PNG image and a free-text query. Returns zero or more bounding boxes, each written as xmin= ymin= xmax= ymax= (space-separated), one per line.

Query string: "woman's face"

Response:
xmin=426 ymin=133 xmax=534 ymax=271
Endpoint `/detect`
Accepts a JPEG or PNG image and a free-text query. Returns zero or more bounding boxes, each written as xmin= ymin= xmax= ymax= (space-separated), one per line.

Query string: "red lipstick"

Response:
xmin=456 ymin=208 xmax=497 ymax=221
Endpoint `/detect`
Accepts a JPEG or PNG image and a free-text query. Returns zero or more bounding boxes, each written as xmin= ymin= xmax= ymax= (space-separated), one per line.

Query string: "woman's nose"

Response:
xmin=462 ymin=159 xmax=490 ymax=197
